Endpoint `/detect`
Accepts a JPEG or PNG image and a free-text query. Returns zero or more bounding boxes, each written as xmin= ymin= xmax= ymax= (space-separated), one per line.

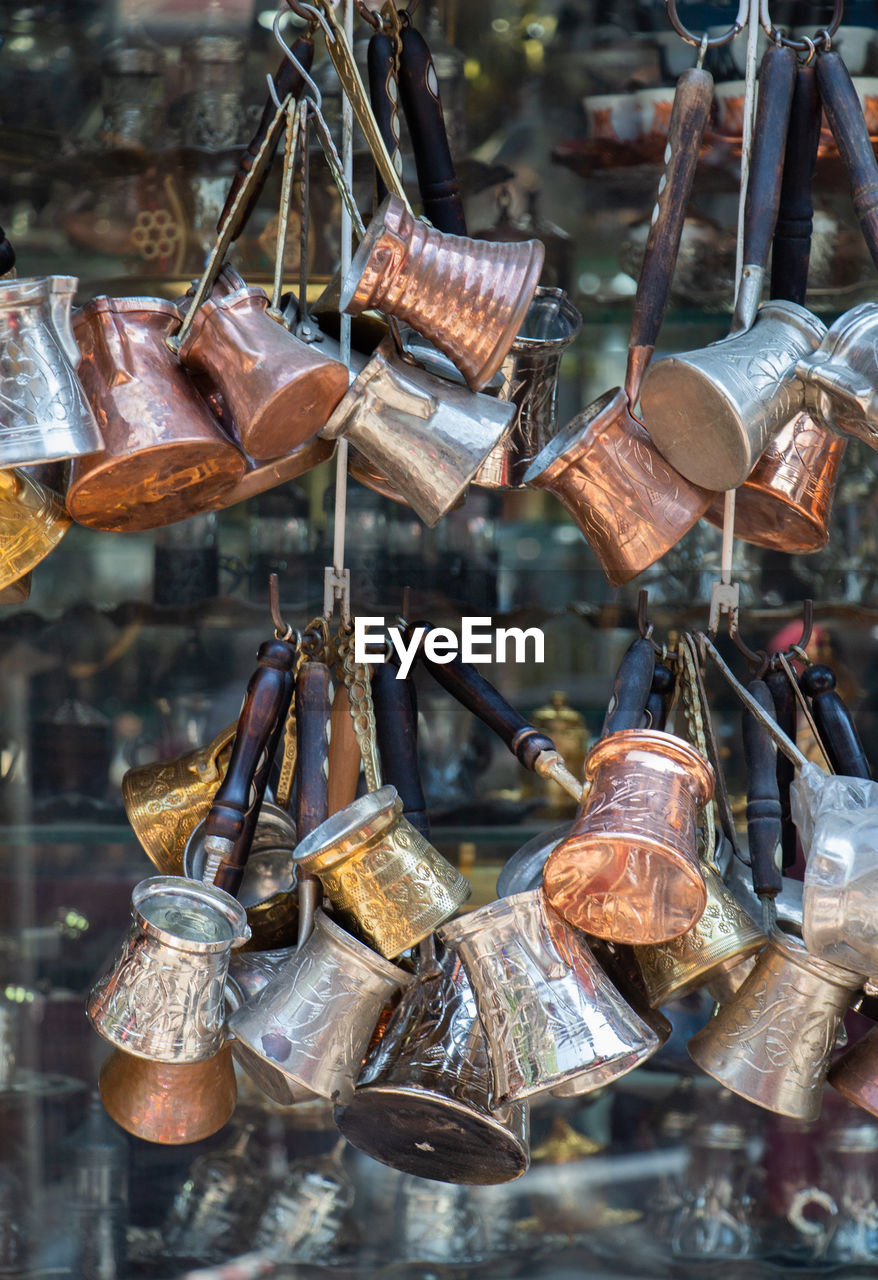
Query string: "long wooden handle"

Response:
xmin=625 ymin=66 xmax=714 ymax=402
xmin=208 ymin=639 xmax=297 ymax=896
xmin=770 ymin=64 xmax=822 ymax=306
xmin=295 ymin=662 xmax=332 ymax=838
xmin=367 ymin=28 xmax=404 ymax=207
xmin=601 ymin=637 xmax=656 ymax=737
xmin=397 ymin=24 xmax=467 ymax=236
xmin=800 ymin=663 xmax=872 ymax=778
xmin=743 ymin=679 xmax=783 ymax=899
xmin=817 ymin=51 xmax=878 ymax=271
xmin=327 ymin=682 xmax=362 ymax=815
xmin=372 ymin=661 xmax=429 ymax=837
xmin=764 ymin=665 xmax=798 ymax=869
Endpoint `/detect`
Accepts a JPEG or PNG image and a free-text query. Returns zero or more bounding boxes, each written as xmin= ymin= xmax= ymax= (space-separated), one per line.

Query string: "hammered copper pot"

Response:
xmin=543 ymin=729 xmax=713 ymax=945
xmin=177 ymin=286 xmax=349 ymax=461
xmin=68 ymin=297 xmax=246 ymax=531
xmin=522 ymin=388 xmax=712 ymax=587
xmin=340 ymin=194 xmax=544 ymax=392
xmin=99 ymin=1044 xmax=237 ymax=1144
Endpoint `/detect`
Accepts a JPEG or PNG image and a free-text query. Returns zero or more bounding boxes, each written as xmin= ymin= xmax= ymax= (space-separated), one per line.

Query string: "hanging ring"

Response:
xmin=274 ymin=9 xmax=324 ymax=109
xmin=286 ymin=0 xmax=337 ymax=45
xmin=758 ymin=0 xmax=843 ymax=53
xmin=355 ymin=0 xmax=382 ymax=28
xmin=665 ymin=0 xmax=747 ymax=49
xmin=798 ymin=35 xmax=817 ymax=66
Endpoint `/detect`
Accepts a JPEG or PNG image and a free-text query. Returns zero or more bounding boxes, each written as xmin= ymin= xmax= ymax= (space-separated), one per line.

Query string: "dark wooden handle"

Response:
xmin=0 ymin=225 xmax=15 ymax=276
xmin=817 ymin=51 xmax=878 ymax=271
xmin=295 ymin=662 xmax=332 ymax=840
xmin=743 ymin=679 xmax=783 ymax=899
xmin=217 ymin=35 xmax=315 ymax=239
xmin=770 ymin=65 xmax=822 ymax=305
xmin=743 ymin=46 xmax=797 ymax=277
xmin=799 ymin=663 xmax=871 ymax=778
xmin=398 ymin=24 xmax=467 ymax=236
xmin=408 ymin=620 xmax=557 ymax=772
xmin=372 ymin=660 xmax=429 ymax=837
xmin=601 ymin=637 xmax=656 ymax=738
xmin=368 ymin=29 xmax=403 ymax=208
xmin=327 ymin=683 xmax=361 ymax=815
xmin=764 ymin=665 xmax=798 ymax=869
xmin=208 ymin=638 xmax=297 ymax=896
xmin=626 ymin=66 xmax=713 ymax=401
xmin=646 ymin=661 xmax=675 ymax=733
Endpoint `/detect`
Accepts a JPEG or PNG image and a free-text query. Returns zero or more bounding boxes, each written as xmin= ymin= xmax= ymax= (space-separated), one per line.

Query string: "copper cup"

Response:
xmin=98 ymin=1044 xmax=237 ymax=1144
xmin=523 ymin=388 xmax=712 ymax=587
xmin=704 ymin=412 xmax=847 ymax=554
xmin=68 ymin=297 xmax=246 ymax=531
xmin=543 ymin=729 xmax=713 ymax=945
xmin=340 ymin=194 xmax=544 ymax=392
xmin=177 ymin=286 xmax=349 ymax=461
xmin=0 ymin=467 xmax=70 ymax=591
xmin=829 ymin=1025 xmax=878 ymax=1117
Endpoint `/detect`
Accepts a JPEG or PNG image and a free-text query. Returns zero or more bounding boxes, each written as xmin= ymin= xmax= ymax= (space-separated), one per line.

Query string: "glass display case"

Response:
xmin=4 ymin=0 xmax=878 ymax=1276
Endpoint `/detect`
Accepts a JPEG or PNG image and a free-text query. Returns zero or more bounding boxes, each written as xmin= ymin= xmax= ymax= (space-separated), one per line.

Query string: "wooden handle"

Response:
xmin=646 ymin=660 xmax=675 ymax=733
xmin=743 ymin=49 xmax=798 ymax=274
xmin=295 ymin=662 xmax=332 ymax=839
xmin=601 ymin=637 xmax=655 ymax=738
xmin=799 ymin=663 xmax=871 ymax=778
xmin=770 ymin=64 xmax=822 ymax=306
xmin=397 ymin=24 xmax=467 ymax=236
xmin=743 ymin=679 xmax=783 ymax=899
xmin=817 ymin=51 xmax=878 ymax=271
xmin=208 ymin=639 xmax=297 ymax=896
xmin=408 ymin=620 xmax=557 ymax=772
xmin=216 ymin=35 xmax=315 ymax=239
xmin=327 ymin=682 xmax=361 ymax=815
xmin=764 ymin=665 xmax=798 ymax=869
xmin=372 ymin=661 xmax=429 ymax=837
xmin=367 ymin=29 xmax=403 ymax=207
xmin=625 ymin=66 xmax=714 ymax=401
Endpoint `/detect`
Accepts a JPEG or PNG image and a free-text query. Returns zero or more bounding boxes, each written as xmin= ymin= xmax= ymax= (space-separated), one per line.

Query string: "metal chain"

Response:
xmin=274 ymin=648 xmax=309 ymax=811
xmin=337 ymin=631 xmax=383 ymax=791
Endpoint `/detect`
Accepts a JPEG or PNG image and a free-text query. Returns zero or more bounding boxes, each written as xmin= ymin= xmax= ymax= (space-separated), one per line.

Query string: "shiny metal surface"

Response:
xmin=522 ymin=388 xmax=712 ymax=587
xmin=228 ymin=911 xmax=411 ymax=1106
xmin=796 ymin=302 xmax=878 ymax=450
xmin=47 ymin=276 xmax=81 ymax=367
xmin=177 ymin=285 xmax=349 ymax=461
xmin=688 ymin=933 xmax=862 ymax=1120
xmin=704 ymin=412 xmax=847 ymax=554
xmin=292 ymin=785 xmax=471 ymax=958
xmin=495 ymin=823 xmax=568 ymax=897
xmin=226 ymin=946 xmax=296 ymax=1008
xmin=641 ymin=301 xmax=827 ymax=490
xmin=340 ymin=194 xmax=544 ymax=392
xmin=543 ymin=730 xmax=713 ymax=945
xmin=320 ymin=337 xmax=514 ymax=527
xmin=69 ymin=296 xmax=245 ymax=531
xmin=438 ymin=889 xmax=660 ymax=1105
xmin=98 ymin=1044 xmax=237 ymax=1145
xmin=87 ymin=875 xmax=250 ymax=1064
xmin=828 ymin=1024 xmax=878 ymax=1116
xmin=475 ymin=286 xmax=582 ymax=489
xmin=0 ymin=467 xmax=70 ymax=592
xmin=0 ymin=275 xmax=102 ymax=465
xmin=336 ymin=942 xmax=530 ymax=1185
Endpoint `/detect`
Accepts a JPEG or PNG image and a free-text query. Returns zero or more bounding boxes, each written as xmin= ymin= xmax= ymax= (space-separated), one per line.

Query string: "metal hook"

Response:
xmin=274 ymin=8 xmax=323 ymax=109
xmin=269 ymin=573 xmax=295 ymax=642
xmin=286 ymin=0 xmax=337 ymax=44
xmin=665 ymin=0 xmax=747 ymax=49
xmin=758 ymin=0 xmax=843 ymax=53
xmin=636 ymin=588 xmax=655 ymax=643
xmin=728 ymin=598 xmax=814 ymax=672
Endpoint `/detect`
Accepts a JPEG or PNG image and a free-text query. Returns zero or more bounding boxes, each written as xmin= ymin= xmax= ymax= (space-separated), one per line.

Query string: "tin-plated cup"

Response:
xmin=0 ymin=467 xmax=71 ymax=591
xmin=703 ymin=412 xmax=847 ymax=553
xmin=47 ymin=276 xmax=81 ymax=368
xmin=335 ymin=942 xmax=530 ymax=1185
xmin=641 ymin=301 xmax=828 ymax=490
xmin=438 ymin=889 xmax=660 ymax=1105
xmin=177 ymin=286 xmax=349 ymax=461
xmin=634 ymin=862 xmax=767 ymax=1006
xmin=68 ymin=296 xmax=246 ymax=531
xmin=828 ymin=1025 xmax=878 ymax=1116
xmin=543 ymin=729 xmax=713 ymax=946
xmin=292 ymin=785 xmax=471 ymax=959
xmin=522 ymin=388 xmax=712 ymax=587
xmin=340 ymin=194 xmax=544 ymax=392
xmin=0 ymin=276 xmax=103 ymax=466
xmin=688 ymin=933 xmax=863 ymax=1120
xmin=98 ymin=1044 xmax=237 ymax=1145
xmin=87 ymin=875 xmax=251 ymax=1063
xmin=474 ymin=286 xmax=582 ymax=489
xmin=795 ymin=302 xmax=878 ymax=451
xmin=319 ymin=337 xmax=514 ymax=527
xmin=227 ymin=911 xmax=412 ymax=1106
xmin=122 ymin=724 xmax=235 ymax=876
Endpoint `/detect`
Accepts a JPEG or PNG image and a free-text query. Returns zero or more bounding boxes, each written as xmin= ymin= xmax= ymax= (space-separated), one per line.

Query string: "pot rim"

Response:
xmin=131 ymin=874 xmax=250 ymax=952
xmin=292 ymin=784 xmax=403 ymax=874
xmin=523 ymin=387 xmax=628 ymax=486
xmin=584 ymin=728 xmax=714 ymax=802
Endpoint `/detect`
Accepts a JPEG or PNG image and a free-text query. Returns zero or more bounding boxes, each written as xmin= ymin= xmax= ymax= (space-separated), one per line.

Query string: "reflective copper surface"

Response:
xmin=0 ymin=467 xmax=70 ymax=591
xmin=543 ymin=729 xmax=713 ymax=945
xmin=829 ymin=1025 xmax=878 ymax=1117
xmin=340 ymin=194 xmax=544 ymax=392
xmin=69 ymin=297 xmax=245 ymax=531
xmin=99 ymin=1044 xmax=236 ymax=1145
xmin=523 ymin=388 xmax=712 ymax=587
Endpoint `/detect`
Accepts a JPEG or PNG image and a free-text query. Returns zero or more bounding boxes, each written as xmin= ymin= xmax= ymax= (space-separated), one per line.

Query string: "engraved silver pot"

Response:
xmin=475 ymin=286 xmax=582 ymax=489
xmin=319 ymin=336 xmax=514 ymax=527
xmin=438 ymin=889 xmax=660 ymax=1105
xmin=0 ymin=276 xmax=102 ymax=466
xmin=227 ymin=911 xmax=412 ymax=1106
xmin=86 ymin=875 xmax=250 ymax=1064
xmin=640 ymin=301 xmax=827 ymax=490
xmin=687 ymin=932 xmax=863 ymax=1120
xmin=335 ymin=941 xmax=530 ymax=1185
xmin=795 ymin=302 xmax=878 ymax=452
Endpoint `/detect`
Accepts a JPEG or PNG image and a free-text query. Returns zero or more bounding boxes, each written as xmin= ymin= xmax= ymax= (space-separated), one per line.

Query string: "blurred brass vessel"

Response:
xmin=0 ymin=467 xmax=70 ymax=590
